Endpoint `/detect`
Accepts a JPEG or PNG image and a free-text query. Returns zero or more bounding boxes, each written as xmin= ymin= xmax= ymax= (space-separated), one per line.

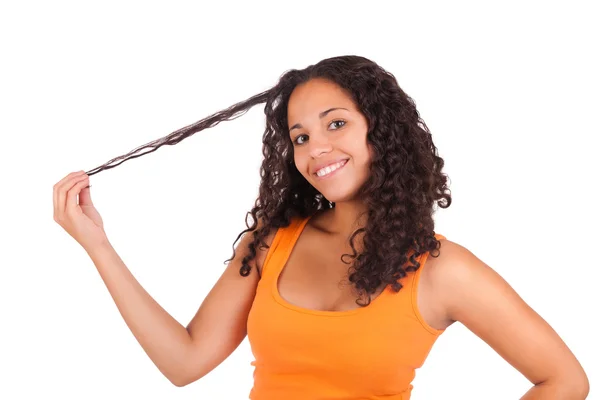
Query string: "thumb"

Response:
xmin=79 ymin=184 xmax=93 ymax=206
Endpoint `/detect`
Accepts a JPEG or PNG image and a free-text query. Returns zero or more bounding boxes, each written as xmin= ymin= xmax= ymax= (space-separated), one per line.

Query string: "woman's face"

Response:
xmin=287 ymin=78 xmax=372 ymax=203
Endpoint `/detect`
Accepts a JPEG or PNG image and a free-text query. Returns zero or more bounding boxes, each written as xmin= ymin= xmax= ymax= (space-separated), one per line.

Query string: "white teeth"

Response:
xmin=316 ymin=160 xmax=347 ymax=177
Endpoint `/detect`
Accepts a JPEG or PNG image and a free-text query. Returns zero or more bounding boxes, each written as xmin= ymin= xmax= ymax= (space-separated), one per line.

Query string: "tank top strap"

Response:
xmin=260 ymin=216 xmax=309 ymax=279
xmin=412 ymin=232 xmax=446 ymax=285
xmin=260 ymin=217 xmax=447 ymax=334
xmin=377 ymin=232 xmax=447 ymax=335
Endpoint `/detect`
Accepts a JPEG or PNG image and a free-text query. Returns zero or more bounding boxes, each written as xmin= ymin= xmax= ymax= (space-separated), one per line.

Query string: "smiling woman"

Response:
xmin=53 ymin=55 xmax=589 ymax=399
xmin=287 ymin=79 xmax=372 ymax=205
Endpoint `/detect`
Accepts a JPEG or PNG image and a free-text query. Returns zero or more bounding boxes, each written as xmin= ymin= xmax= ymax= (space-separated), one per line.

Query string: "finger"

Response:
xmin=78 ymin=178 xmax=93 ymax=207
xmin=57 ymin=172 xmax=86 ymax=216
xmin=66 ymin=175 xmax=91 ymax=214
xmin=54 ymin=171 xmax=85 ymax=217
xmin=58 ymin=173 xmax=89 ymax=216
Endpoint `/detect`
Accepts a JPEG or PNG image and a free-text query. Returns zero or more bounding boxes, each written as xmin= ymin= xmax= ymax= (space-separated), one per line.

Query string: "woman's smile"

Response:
xmin=314 ymin=159 xmax=349 ymax=180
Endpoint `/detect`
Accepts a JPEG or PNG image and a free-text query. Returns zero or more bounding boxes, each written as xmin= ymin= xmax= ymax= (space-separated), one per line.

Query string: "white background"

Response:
xmin=1 ymin=1 xmax=598 ymax=399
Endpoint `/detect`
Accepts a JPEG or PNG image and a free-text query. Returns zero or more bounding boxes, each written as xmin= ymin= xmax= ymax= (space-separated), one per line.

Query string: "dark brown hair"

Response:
xmin=86 ymin=55 xmax=452 ymax=306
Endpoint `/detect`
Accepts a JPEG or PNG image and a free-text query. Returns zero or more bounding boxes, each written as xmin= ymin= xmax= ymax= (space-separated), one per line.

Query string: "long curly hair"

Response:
xmin=85 ymin=55 xmax=452 ymax=307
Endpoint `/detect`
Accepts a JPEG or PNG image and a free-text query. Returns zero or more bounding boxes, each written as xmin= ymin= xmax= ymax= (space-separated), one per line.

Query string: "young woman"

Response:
xmin=52 ymin=55 xmax=589 ymax=399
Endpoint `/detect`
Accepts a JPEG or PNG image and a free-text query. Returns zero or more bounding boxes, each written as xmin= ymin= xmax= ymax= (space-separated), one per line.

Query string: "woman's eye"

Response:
xmin=329 ymin=120 xmax=346 ymax=129
xmin=294 ymin=134 xmax=308 ymax=145
xmin=293 ymin=120 xmax=345 ymax=146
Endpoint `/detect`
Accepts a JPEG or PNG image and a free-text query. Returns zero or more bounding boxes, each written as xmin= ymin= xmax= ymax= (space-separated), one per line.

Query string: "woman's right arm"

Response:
xmin=53 ymin=170 xmax=272 ymax=387
xmin=86 ymin=225 xmax=272 ymax=387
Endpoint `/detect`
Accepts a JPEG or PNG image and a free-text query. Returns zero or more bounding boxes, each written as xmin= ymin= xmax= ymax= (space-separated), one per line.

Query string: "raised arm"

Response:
xmin=85 ymin=223 xmax=274 ymax=387
xmin=53 ymin=170 xmax=275 ymax=386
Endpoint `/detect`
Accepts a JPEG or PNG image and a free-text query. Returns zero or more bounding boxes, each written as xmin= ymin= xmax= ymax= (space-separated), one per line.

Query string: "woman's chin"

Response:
xmin=319 ymin=188 xmax=360 ymax=204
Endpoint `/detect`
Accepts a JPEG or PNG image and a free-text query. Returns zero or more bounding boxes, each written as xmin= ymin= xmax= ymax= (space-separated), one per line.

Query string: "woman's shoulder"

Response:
xmin=420 ymin=238 xmax=502 ymax=323
xmin=419 ymin=237 xmax=462 ymax=286
xmin=252 ymin=215 xmax=311 ymax=276
xmin=249 ymin=219 xmax=280 ymax=277
xmin=253 ymin=212 xmax=324 ymax=275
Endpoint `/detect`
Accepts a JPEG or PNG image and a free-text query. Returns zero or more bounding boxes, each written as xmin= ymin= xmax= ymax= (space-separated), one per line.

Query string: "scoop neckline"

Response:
xmin=270 ymin=214 xmax=393 ymax=317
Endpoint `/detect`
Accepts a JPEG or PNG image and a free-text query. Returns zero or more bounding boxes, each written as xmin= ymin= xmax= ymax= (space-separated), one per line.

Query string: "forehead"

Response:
xmin=287 ymin=78 xmax=354 ymax=118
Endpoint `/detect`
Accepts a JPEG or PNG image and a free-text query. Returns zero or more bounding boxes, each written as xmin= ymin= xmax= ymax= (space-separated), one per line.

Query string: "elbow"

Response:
xmin=548 ymin=371 xmax=590 ymax=400
xmin=171 ymin=379 xmax=189 ymax=388
xmin=162 ymin=350 xmax=209 ymax=387
xmin=564 ymin=382 xmax=590 ymax=400
xmin=568 ymin=368 xmax=590 ymax=399
xmin=576 ymin=375 xmax=590 ymax=399
xmin=169 ymin=370 xmax=205 ymax=388
xmin=169 ymin=374 xmax=192 ymax=388
xmin=162 ymin=365 xmax=193 ymax=387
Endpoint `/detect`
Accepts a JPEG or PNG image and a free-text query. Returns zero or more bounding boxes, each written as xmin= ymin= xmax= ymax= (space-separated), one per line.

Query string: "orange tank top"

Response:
xmin=246 ymin=215 xmax=447 ymax=400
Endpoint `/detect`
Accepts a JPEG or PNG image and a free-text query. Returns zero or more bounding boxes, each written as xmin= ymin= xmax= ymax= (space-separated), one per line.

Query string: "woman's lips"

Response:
xmin=314 ymin=159 xmax=348 ymax=180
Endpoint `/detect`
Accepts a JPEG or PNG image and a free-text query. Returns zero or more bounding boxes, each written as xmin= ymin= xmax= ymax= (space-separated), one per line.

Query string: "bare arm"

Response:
xmin=54 ymin=171 xmax=274 ymax=386
xmin=87 ymin=242 xmax=192 ymax=385
xmin=86 ymin=224 xmax=273 ymax=387
xmin=429 ymin=240 xmax=590 ymax=399
xmin=181 ymin=226 xmax=274 ymax=386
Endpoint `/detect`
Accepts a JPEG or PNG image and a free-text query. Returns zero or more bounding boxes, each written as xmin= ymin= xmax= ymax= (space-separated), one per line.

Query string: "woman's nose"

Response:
xmin=308 ymin=135 xmax=333 ymax=158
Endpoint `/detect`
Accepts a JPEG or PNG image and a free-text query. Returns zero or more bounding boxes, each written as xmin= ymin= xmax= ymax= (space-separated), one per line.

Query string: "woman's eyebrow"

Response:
xmin=289 ymin=107 xmax=348 ymax=132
